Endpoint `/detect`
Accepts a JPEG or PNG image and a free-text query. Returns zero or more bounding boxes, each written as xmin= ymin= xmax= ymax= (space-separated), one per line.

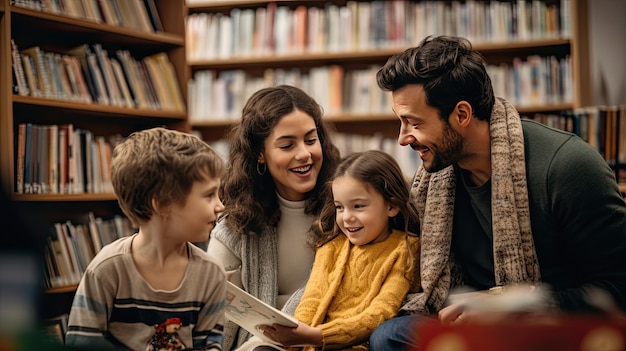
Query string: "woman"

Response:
xmin=207 ymin=85 xmax=341 ymax=350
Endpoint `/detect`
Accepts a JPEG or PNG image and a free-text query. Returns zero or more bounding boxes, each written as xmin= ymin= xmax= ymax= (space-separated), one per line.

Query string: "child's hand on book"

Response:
xmin=258 ymin=321 xmax=322 ymax=348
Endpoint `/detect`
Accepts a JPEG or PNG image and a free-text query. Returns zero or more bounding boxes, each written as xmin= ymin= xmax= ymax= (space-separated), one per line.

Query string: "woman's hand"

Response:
xmin=259 ymin=321 xmax=323 ymax=347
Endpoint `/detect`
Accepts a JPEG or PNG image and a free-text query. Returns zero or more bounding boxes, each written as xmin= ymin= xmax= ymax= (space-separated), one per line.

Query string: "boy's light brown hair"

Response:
xmin=111 ymin=127 xmax=224 ymax=225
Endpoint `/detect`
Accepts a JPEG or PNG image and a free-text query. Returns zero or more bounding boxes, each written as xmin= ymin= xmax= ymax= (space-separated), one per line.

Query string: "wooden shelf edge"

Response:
xmin=189 ymin=112 xmax=399 ymax=127
xmin=189 ymin=119 xmax=236 ymax=128
xmin=517 ymin=103 xmax=575 ymax=114
xmin=188 ymin=48 xmax=404 ymax=68
xmin=187 ymin=0 xmax=294 ymax=10
xmin=46 ymin=284 xmax=79 ymax=294
xmin=190 ymin=104 xmax=577 ymax=127
xmin=13 ymin=96 xmax=568 ymax=122
xmin=11 ymin=193 xmax=118 ymax=202
xmin=474 ymin=38 xmax=570 ymax=51
xmin=188 ymin=39 xmax=570 ymax=69
xmin=13 ymin=95 xmax=186 ymax=120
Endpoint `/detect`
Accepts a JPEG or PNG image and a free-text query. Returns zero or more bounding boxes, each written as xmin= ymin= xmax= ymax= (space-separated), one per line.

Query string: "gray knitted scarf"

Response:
xmin=211 ymin=220 xmax=279 ymax=350
xmin=402 ymin=97 xmax=542 ymax=315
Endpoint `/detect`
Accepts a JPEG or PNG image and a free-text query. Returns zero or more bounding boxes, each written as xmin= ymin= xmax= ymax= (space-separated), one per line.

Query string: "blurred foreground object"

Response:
xmin=416 ymin=316 xmax=626 ymax=351
xmin=447 ymin=284 xmax=553 ymax=313
xmin=0 ymin=184 xmax=43 ymax=337
xmin=0 ymin=187 xmax=68 ymax=350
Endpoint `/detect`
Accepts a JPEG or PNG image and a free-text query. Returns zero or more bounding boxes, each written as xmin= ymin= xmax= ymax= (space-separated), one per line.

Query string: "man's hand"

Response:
xmin=439 ymin=285 xmax=547 ymax=325
xmin=438 ymin=290 xmax=489 ymax=325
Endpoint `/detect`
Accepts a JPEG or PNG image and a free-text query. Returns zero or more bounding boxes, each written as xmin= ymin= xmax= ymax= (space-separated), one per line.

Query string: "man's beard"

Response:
xmin=422 ymin=123 xmax=464 ymax=173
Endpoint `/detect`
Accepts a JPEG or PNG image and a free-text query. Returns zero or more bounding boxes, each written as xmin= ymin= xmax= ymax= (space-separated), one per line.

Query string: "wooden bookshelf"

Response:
xmin=1 ymin=0 xmax=187 ymax=300
xmin=184 ymin=0 xmax=593 ymax=180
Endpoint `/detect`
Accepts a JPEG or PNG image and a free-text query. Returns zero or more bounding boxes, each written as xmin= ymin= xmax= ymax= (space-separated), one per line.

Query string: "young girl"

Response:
xmin=258 ymin=150 xmax=420 ymax=351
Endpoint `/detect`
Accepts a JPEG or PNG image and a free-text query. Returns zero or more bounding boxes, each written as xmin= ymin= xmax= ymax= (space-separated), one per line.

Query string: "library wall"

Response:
xmin=587 ymin=0 xmax=626 ymax=189
xmin=588 ymin=0 xmax=626 ymax=105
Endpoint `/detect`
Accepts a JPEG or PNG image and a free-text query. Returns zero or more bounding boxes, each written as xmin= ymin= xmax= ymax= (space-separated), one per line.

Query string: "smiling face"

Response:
xmin=332 ymin=175 xmax=399 ymax=246
xmin=392 ymin=84 xmax=464 ymax=173
xmin=258 ymin=109 xmax=323 ymax=201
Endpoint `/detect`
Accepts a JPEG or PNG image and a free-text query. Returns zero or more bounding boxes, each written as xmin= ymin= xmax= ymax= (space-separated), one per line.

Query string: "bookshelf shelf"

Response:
xmin=46 ymin=284 xmax=79 ymax=294
xmin=11 ymin=7 xmax=184 ymax=47
xmin=469 ymin=38 xmax=571 ymax=52
xmin=187 ymin=39 xmax=571 ymax=70
xmin=516 ymin=103 xmax=575 ymax=114
xmin=13 ymin=95 xmax=186 ymax=120
xmin=189 ymin=103 xmax=577 ymax=129
xmin=187 ymin=0 xmax=304 ymax=11
xmin=11 ymin=193 xmax=117 ymax=202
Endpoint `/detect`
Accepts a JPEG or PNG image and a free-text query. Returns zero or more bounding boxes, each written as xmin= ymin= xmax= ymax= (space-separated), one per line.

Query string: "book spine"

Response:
xmin=21 ymin=54 xmax=42 ymax=97
xmin=11 ymin=40 xmax=30 ymax=96
xmin=48 ymin=124 xmax=59 ymax=194
xmin=92 ymin=44 xmax=122 ymax=106
xmin=86 ymin=49 xmax=110 ymax=105
xmin=22 ymin=46 xmax=53 ymax=98
xmin=16 ymin=123 xmax=26 ymax=194
xmin=143 ymin=0 xmax=163 ymax=32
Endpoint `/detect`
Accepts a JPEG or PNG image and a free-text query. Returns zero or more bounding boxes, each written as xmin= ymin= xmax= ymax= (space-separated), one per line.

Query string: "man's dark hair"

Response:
xmin=377 ymin=35 xmax=495 ymax=122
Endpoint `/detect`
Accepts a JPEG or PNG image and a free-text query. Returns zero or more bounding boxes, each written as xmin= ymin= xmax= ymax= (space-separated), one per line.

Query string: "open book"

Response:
xmin=225 ymin=281 xmax=298 ymax=346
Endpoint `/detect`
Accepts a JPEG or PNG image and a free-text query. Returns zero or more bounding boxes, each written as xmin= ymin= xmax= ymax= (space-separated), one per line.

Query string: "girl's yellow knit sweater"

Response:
xmin=294 ymin=229 xmax=420 ymax=350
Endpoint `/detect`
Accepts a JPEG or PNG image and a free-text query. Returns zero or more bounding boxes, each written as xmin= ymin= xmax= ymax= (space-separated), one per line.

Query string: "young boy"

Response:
xmin=66 ymin=127 xmax=227 ymax=350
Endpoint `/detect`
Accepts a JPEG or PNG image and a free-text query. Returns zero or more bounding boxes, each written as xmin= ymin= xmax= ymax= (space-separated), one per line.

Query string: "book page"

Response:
xmin=225 ymin=281 xmax=298 ymax=345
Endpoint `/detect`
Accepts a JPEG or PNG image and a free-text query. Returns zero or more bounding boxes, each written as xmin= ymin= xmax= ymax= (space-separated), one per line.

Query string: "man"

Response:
xmin=369 ymin=35 xmax=626 ymax=351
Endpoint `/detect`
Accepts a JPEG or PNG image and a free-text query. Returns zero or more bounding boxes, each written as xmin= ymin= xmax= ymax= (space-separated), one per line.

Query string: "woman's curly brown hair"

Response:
xmin=220 ymin=85 xmax=341 ymax=238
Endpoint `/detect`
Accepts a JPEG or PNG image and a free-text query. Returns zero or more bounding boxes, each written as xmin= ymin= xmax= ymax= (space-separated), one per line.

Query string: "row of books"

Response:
xmin=188 ymin=53 xmax=574 ymax=122
xmin=13 ymin=0 xmax=164 ymax=33
xmin=186 ymin=0 xmax=571 ymax=60
xmin=15 ymin=123 xmax=122 ymax=195
xmin=489 ymin=55 xmax=573 ymax=107
xmin=526 ymin=105 xmax=626 ymax=174
xmin=43 ymin=212 xmax=135 ymax=288
xmin=188 ymin=65 xmax=386 ymax=121
xmin=11 ymin=40 xmax=185 ymax=112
